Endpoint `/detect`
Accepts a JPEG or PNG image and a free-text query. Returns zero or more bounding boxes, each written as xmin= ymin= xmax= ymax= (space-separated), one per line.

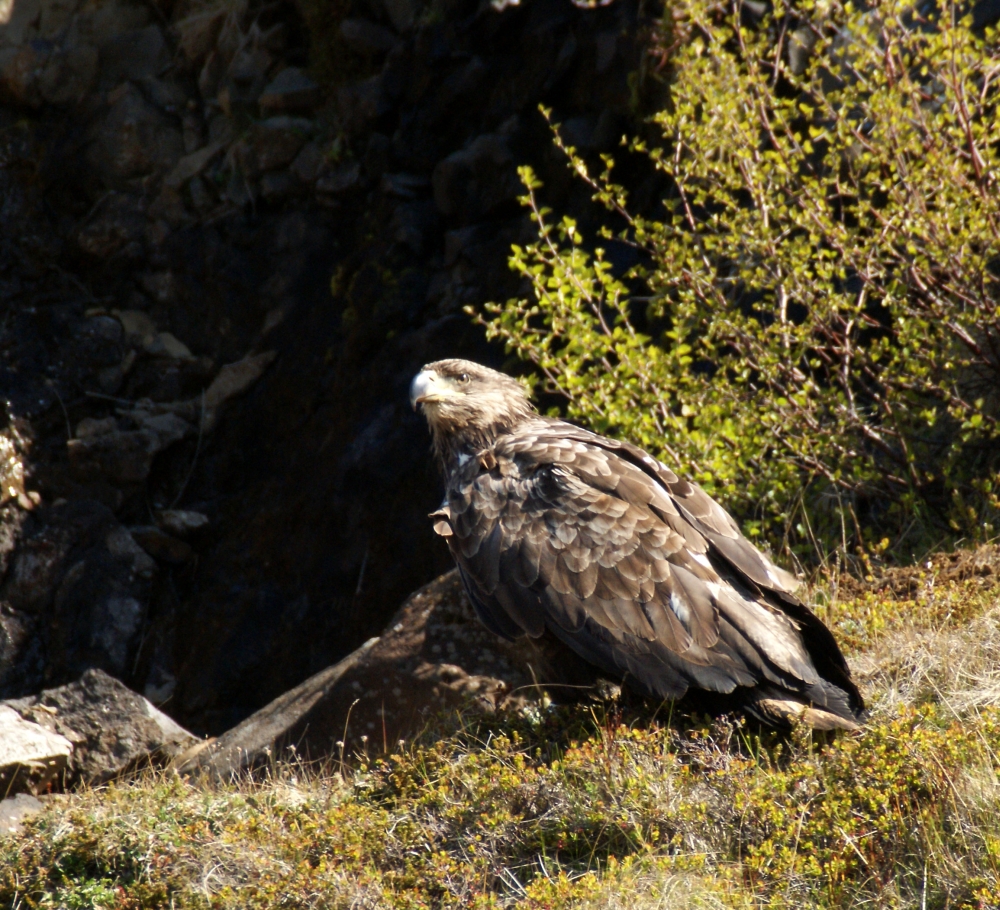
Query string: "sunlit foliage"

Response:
xmin=482 ymin=0 xmax=1000 ymax=559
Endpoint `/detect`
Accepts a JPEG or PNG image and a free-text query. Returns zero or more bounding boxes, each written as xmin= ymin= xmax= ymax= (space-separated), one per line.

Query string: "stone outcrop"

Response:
xmin=0 ymin=706 xmax=73 ymax=795
xmin=180 ymin=570 xmax=594 ymax=778
xmin=2 ymin=669 xmax=199 ymax=793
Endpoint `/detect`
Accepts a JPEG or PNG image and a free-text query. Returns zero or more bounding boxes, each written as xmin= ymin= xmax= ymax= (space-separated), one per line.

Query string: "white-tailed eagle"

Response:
xmin=411 ymin=358 xmax=865 ymax=730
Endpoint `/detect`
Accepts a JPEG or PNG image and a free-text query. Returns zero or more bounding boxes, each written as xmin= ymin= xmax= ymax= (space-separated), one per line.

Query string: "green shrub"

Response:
xmin=482 ymin=0 xmax=1000 ymax=561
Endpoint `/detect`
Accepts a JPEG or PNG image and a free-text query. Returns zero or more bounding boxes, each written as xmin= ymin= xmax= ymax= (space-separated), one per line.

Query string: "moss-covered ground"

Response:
xmin=3 ymin=546 xmax=1000 ymax=910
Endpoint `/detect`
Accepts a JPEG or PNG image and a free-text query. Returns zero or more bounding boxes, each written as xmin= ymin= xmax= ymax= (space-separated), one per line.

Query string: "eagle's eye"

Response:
xmin=457 ymin=373 xmax=470 ymax=384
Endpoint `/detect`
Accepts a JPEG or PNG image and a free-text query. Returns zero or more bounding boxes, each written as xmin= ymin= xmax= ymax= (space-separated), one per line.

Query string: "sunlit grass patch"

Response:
xmin=3 ymin=551 xmax=1000 ymax=909
xmin=3 ymin=701 xmax=1000 ymax=908
xmin=812 ymin=545 xmax=1000 ymax=653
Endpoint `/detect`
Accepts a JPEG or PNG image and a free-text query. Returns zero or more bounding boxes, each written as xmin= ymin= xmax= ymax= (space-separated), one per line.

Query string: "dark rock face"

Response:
xmin=432 ymin=133 xmax=520 ymax=221
xmin=0 ymin=501 xmax=156 ymax=695
xmin=0 ymin=41 xmax=100 ymax=108
xmin=87 ymin=83 xmax=185 ymax=183
xmin=0 ymin=0 xmax=658 ymax=736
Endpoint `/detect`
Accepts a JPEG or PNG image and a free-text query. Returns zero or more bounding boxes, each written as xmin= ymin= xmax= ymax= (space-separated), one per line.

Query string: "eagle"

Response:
xmin=410 ymin=358 xmax=865 ymax=731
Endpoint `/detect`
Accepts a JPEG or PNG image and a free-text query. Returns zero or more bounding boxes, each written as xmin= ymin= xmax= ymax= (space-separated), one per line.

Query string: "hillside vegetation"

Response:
xmin=2 ymin=546 xmax=999 ymax=909
xmin=484 ymin=0 xmax=1000 ymax=561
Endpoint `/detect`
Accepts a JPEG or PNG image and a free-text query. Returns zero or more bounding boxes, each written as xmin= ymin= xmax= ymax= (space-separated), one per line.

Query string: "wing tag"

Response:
xmin=429 ymin=507 xmax=453 ymax=537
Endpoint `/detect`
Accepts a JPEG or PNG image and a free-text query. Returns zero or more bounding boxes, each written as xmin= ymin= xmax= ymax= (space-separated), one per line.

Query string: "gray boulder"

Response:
xmin=0 ymin=793 xmax=44 ymax=836
xmin=155 ymin=510 xmax=210 ymax=537
xmin=0 ymin=706 xmax=72 ymax=795
xmin=290 ymin=141 xmax=325 ymax=184
xmin=3 ymin=669 xmax=198 ymax=790
xmin=258 ymin=67 xmax=321 ymax=114
xmin=235 ymin=117 xmax=312 ymax=176
xmin=0 ymin=42 xmax=98 ymax=108
xmin=99 ymin=25 xmax=170 ymax=84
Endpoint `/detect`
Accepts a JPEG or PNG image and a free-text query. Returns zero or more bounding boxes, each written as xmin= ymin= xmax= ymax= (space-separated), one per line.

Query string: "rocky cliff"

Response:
xmin=0 ymin=0 xmax=661 ymax=734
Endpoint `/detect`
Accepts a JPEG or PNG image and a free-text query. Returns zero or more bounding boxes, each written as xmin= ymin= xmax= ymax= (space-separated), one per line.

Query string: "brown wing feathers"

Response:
xmin=436 ymin=419 xmax=863 ymax=726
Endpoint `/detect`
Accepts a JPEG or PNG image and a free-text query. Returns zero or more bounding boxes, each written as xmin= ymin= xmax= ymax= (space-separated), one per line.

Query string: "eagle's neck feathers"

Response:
xmin=431 ymin=404 xmax=532 ymax=472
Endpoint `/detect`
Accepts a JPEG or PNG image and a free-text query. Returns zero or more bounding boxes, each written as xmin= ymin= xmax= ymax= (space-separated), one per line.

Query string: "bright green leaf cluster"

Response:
xmin=482 ymin=0 xmax=1000 ymax=560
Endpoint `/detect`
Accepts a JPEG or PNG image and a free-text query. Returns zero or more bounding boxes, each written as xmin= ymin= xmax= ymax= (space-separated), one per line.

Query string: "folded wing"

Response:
xmin=440 ymin=419 xmax=863 ymax=724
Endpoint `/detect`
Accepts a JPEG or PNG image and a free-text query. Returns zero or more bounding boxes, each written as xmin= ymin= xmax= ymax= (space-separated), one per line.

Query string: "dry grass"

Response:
xmin=823 ymin=544 xmax=1000 ymax=717
xmin=857 ymin=605 xmax=1000 ymax=716
xmin=2 ymin=547 xmax=1000 ymax=910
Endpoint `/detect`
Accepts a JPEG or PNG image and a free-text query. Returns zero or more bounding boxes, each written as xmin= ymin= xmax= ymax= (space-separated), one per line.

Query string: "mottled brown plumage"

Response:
xmin=411 ymin=359 xmax=865 ymax=730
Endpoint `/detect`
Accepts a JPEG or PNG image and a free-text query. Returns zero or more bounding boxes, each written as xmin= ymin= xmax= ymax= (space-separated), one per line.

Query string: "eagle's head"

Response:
xmin=410 ymin=359 xmax=534 ymax=461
